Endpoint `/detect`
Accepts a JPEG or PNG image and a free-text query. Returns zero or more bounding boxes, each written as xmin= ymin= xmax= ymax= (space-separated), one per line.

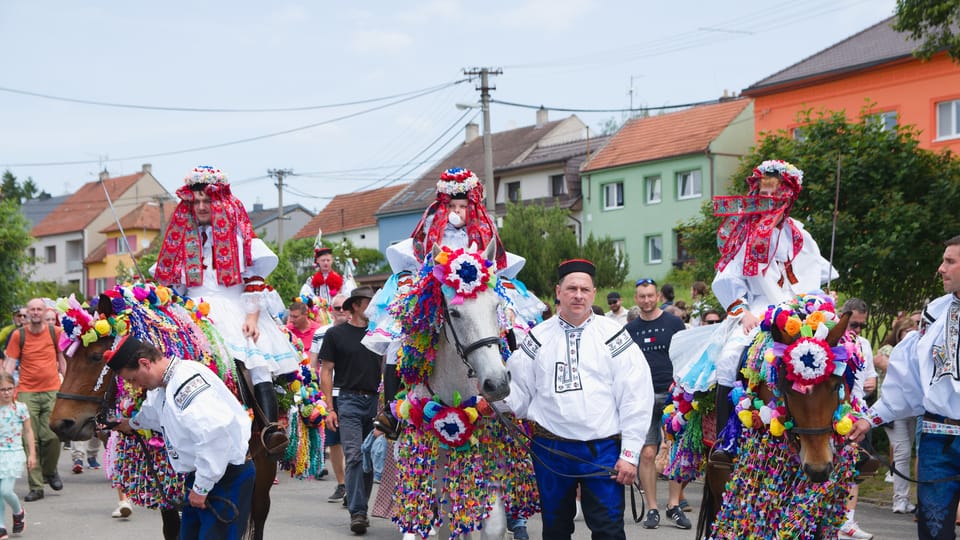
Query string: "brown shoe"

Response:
xmin=350 ymin=513 xmax=369 ymax=534
xmin=708 ymin=448 xmax=733 ymax=470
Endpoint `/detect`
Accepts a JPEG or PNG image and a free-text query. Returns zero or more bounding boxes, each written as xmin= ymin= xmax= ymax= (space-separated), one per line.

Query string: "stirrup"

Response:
xmin=261 ymin=424 xmax=289 ymax=457
xmin=708 ymin=448 xmax=733 ymax=470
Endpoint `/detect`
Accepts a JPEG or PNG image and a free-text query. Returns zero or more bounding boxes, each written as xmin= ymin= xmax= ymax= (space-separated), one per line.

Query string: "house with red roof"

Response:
xmin=743 ymin=16 xmax=960 ymax=154
xmin=580 ymin=98 xmax=753 ymax=281
xmin=84 ymin=201 xmax=174 ymax=294
xmin=294 ymin=184 xmax=408 ymax=250
xmin=28 ymin=164 xmax=169 ymax=295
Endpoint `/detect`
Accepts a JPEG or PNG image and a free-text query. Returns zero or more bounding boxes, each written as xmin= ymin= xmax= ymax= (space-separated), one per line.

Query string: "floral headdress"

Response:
xmin=154 ymin=165 xmax=255 ymax=288
xmin=411 ymin=168 xmax=507 ymax=270
xmin=714 ymin=159 xmax=805 ymax=276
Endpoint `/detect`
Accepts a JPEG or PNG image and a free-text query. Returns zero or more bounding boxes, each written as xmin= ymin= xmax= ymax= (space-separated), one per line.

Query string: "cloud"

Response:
xmin=267 ymin=5 xmax=309 ymax=25
xmin=501 ymin=0 xmax=594 ymax=30
xmin=396 ymin=0 xmax=461 ymax=25
xmin=349 ymin=30 xmax=414 ymax=54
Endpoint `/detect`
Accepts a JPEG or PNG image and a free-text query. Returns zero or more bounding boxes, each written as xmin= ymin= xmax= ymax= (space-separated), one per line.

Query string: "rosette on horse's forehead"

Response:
xmin=432 ymin=246 xmax=495 ymax=305
xmin=761 ymin=293 xmax=850 ymax=393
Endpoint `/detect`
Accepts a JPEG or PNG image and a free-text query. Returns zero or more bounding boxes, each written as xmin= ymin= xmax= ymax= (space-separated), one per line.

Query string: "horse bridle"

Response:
xmin=56 ymin=374 xmax=119 ymax=431
xmin=440 ymin=299 xmax=502 ymax=378
xmin=774 ymin=364 xmax=840 ymax=437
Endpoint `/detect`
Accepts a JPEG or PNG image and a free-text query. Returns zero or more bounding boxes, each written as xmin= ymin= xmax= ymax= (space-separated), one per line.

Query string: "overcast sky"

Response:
xmin=0 ymin=1 xmax=897 ymax=215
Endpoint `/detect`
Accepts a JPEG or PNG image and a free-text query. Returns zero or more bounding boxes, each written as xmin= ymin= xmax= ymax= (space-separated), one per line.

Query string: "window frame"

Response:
xmin=676 ymin=170 xmax=702 ymax=200
xmin=550 ymin=174 xmax=566 ymax=197
xmin=44 ymin=245 xmax=56 ymax=264
xmin=506 ymin=181 xmax=521 ymax=203
xmin=645 ymin=175 xmax=661 ymax=204
xmin=936 ymin=99 xmax=960 ymax=140
xmin=602 ymin=181 xmax=624 ymax=210
xmin=647 ymin=235 xmax=663 ymax=264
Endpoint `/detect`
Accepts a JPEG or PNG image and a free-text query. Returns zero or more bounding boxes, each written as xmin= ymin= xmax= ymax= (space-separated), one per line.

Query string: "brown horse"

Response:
xmin=50 ymin=290 xmax=278 ymax=540
xmin=696 ymin=310 xmax=857 ymax=539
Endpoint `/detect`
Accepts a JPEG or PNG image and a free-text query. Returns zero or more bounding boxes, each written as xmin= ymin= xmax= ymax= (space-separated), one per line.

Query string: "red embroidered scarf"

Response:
xmin=411 ymin=188 xmax=506 ymax=270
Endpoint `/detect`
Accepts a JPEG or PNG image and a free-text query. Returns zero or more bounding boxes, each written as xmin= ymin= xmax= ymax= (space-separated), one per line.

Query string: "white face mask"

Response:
xmin=448 ymin=211 xmax=464 ymax=228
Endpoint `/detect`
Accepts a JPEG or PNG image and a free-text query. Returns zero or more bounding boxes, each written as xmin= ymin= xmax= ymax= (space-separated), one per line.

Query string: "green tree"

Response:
xmin=894 ymin=0 xmax=960 ymax=62
xmin=500 ymin=202 xmax=579 ymax=298
xmin=580 ymin=233 xmax=630 ymax=289
xmin=0 ymin=170 xmax=49 ymax=204
xmin=0 ymin=200 xmax=35 ymax=315
xmin=679 ymin=106 xmax=960 ymax=338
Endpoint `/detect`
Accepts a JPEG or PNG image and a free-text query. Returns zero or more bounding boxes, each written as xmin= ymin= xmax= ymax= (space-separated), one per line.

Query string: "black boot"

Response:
xmin=254 ymin=382 xmax=289 ymax=458
xmin=374 ymin=367 xmax=402 ymax=440
xmin=710 ymin=385 xmax=734 ymax=467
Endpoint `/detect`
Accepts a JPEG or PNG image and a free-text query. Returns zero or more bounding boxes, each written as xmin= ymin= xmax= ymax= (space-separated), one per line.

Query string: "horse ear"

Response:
xmin=482 ymin=240 xmax=496 ymax=262
xmin=467 ymin=241 xmax=478 ymax=253
xmin=826 ymin=311 xmax=852 ymax=347
xmin=98 ymin=294 xmax=113 ymax=318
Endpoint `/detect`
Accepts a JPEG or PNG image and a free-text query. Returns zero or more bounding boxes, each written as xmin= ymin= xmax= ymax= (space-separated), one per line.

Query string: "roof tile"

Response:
xmin=32 ymin=173 xmax=144 ymax=237
xmin=293 ymin=184 xmax=407 ymax=240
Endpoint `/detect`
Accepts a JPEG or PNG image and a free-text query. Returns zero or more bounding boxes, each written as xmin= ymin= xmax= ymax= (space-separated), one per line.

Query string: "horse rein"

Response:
xmin=440 ymin=300 xmax=502 ymax=378
xmin=858 ymin=434 xmax=960 ymax=485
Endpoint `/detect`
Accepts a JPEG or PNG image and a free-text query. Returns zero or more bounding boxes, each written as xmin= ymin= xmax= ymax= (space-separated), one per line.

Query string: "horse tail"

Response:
xmin=695 ymin=478 xmax=715 ymax=540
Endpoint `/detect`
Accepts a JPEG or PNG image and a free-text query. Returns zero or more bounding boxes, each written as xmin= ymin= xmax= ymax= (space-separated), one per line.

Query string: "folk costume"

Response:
xmin=299 ymin=242 xmax=344 ymax=304
xmin=504 ymin=260 xmax=654 ymax=540
xmin=152 ymin=165 xmax=296 ymax=455
xmin=866 ymin=293 xmax=960 ymax=539
xmin=672 ymin=161 xmax=836 ymax=433
xmin=110 ymin=337 xmax=254 ymax=540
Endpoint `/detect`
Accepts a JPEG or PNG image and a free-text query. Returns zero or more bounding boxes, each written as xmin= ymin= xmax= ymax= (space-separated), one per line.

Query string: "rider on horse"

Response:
xmin=153 ymin=165 xmax=299 ymax=457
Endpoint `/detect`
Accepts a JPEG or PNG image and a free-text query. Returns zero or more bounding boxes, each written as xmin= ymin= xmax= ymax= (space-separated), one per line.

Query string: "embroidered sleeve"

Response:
xmin=606 ymin=328 xmax=633 ymax=357
xmin=726 ymin=298 xmax=747 ymax=317
xmin=241 ymin=276 xmax=272 ymax=314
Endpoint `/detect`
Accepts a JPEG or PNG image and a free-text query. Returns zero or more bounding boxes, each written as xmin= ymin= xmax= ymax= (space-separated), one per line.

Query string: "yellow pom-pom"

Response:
xmin=691 ymin=401 xmax=700 ymax=411
xmin=764 ymin=349 xmax=775 ymax=363
xmin=290 ymin=380 xmax=301 ymax=393
xmin=156 ymin=287 xmax=170 ymax=305
xmin=464 ymin=407 xmax=479 ymax=424
xmin=435 ymin=251 xmax=449 ymax=265
xmin=198 ymin=301 xmax=211 ymax=316
xmin=835 ymin=416 xmax=853 ymax=436
xmin=94 ymin=319 xmax=112 ymax=336
xmin=663 ymin=404 xmax=675 ymax=414
xmin=770 ymin=418 xmax=786 ymax=437
xmin=185 ymin=299 xmax=195 ymax=310
xmin=738 ymin=409 xmax=753 ymax=429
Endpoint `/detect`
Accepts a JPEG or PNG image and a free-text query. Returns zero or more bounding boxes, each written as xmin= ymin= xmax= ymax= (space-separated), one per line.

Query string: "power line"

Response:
xmin=491 ymin=97 xmax=721 ymax=114
xmin=0 ymin=80 xmax=468 ymax=113
xmin=0 ymin=84 xmax=458 ymax=168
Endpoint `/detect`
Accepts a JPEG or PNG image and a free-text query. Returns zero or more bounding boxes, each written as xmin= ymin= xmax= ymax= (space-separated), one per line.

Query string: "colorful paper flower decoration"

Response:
xmin=432 ymin=246 xmax=494 ymax=304
xmin=783 ymin=337 xmax=836 ymax=387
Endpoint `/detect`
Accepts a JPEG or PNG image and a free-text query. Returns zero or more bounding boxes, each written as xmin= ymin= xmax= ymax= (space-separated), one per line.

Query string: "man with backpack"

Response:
xmin=3 ymin=298 xmax=65 ymax=502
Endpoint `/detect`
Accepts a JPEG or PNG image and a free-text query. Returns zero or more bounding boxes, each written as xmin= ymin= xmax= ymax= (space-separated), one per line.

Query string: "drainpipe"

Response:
xmin=567 ymin=209 xmax=583 ymax=245
xmin=706 ymin=149 xmax=715 ymax=199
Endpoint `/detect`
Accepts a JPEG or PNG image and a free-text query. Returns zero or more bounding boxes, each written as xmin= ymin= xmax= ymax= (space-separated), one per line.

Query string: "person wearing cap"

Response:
xmin=109 ymin=335 xmax=253 ymax=539
xmin=504 ymin=259 xmax=654 ymax=540
xmin=604 ymin=292 xmax=628 ymax=326
xmin=299 ymin=233 xmax=344 ymax=304
xmin=319 ymin=286 xmax=382 ymax=534
xmin=152 ymin=165 xmax=299 ymax=457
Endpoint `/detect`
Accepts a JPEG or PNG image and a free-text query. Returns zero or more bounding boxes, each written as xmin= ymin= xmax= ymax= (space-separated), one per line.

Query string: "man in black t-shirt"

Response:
xmin=624 ymin=279 xmax=690 ymax=530
xmin=319 ymin=286 xmax=382 ymax=535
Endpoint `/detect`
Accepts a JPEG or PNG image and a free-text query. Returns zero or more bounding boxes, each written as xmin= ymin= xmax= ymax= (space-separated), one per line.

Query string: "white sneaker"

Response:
xmin=112 ymin=500 xmax=133 ymax=518
xmin=838 ymin=520 xmax=873 ymax=540
xmin=884 ymin=471 xmax=894 ymax=483
xmin=892 ymin=501 xmax=917 ymax=514
xmin=574 ymin=499 xmax=583 ymax=521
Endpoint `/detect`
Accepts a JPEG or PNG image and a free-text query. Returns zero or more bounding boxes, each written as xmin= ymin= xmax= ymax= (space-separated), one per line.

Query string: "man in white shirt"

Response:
xmin=505 ymin=259 xmax=654 ymax=540
xmin=604 ymin=292 xmax=628 ymax=325
xmin=111 ymin=335 xmax=254 ymax=539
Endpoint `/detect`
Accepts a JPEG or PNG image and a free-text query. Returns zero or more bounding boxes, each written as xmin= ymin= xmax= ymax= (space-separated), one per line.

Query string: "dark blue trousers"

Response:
xmin=530 ymin=436 xmax=626 ymax=540
xmin=182 ymin=461 xmax=255 ymax=540
xmin=916 ymin=430 xmax=960 ymax=540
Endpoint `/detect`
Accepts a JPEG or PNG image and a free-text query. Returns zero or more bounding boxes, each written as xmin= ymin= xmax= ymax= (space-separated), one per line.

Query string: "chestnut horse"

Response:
xmin=50 ymin=287 xmax=277 ymax=540
xmin=696 ymin=309 xmax=862 ymax=539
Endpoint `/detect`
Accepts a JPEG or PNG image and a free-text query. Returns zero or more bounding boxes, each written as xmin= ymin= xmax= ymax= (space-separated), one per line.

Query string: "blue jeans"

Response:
xmin=916 ymin=429 xmax=960 ymax=540
xmin=338 ymin=392 xmax=378 ymax=516
xmin=182 ymin=461 xmax=255 ymax=540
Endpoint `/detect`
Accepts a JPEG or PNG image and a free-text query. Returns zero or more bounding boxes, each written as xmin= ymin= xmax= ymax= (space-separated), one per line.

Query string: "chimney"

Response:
xmin=141 ymin=163 xmax=152 ymax=174
xmin=465 ymin=122 xmax=480 ymax=144
xmin=253 ymin=202 xmax=264 ymax=212
xmin=536 ymin=106 xmax=548 ymax=128
xmin=99 ymin=169 xmax=109 ymax=181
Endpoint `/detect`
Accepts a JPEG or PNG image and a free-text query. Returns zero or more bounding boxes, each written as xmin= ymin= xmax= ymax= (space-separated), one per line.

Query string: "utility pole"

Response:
xmin=267 ymin=168 xmax=293 ymax=255
xmin=152 ymin=194 xmax=168 ymax=237
xmin=463 ymin=67 xmax=502 ymax=213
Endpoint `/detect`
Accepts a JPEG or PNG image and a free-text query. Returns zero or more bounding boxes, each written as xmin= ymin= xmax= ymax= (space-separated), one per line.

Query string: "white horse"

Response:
xmin=393 ymin=242 xmax=533 ymax=540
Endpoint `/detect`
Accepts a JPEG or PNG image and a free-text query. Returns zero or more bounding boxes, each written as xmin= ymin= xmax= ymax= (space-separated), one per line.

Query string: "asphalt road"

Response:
xmin=16 ymin=450 xmax=927 ymax=539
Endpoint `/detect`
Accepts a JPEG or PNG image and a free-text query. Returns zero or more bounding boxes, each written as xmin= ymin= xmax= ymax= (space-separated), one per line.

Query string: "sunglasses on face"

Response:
xmin=704 ymin=319 xmax=721 ymax=325
xmin=332 ymin=305 xmax=345 ymax=311
xmin=848 ymin=322 xmax=866 ymax=330
xmin=635 ymin=278 xmax=656 ymax=286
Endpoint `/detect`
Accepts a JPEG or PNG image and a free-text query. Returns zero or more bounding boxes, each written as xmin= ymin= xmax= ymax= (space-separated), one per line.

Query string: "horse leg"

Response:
xmin=480 ymin=487 xmax=507 ymax=540
xmin=160 ymin=508 xmax=181 ymax=540
xmin=247 ymin=443 xmax=277 ymax=540
xmin=695 ymin=463 xmax=729 ymax=540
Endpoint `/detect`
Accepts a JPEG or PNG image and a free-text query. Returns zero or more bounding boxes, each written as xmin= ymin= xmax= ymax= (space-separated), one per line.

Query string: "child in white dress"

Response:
xmin=0 ymin=372 xmax=36 ymax=538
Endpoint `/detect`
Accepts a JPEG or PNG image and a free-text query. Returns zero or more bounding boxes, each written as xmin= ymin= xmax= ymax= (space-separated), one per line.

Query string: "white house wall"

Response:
xmin=28 ymin=231 xmax=84 ymax=286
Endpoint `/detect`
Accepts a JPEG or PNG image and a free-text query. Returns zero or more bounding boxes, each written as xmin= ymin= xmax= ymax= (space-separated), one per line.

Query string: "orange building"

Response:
xmin=743 ymin=16 xmax=960 ymax=155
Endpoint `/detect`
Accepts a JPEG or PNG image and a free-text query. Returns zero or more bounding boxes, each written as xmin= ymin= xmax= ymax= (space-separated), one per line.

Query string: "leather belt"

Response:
xmin=340 ymin=388 xmax=377 ymax=397
xmin=529 ymin=421 xmax=620 ymax=443
xmin=924 ymin=412 xmax=960 ymax=426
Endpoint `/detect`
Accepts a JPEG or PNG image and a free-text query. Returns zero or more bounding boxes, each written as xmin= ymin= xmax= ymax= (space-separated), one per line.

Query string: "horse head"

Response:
xmin=50 ymin=293 xmax=118 ymax=441
xmin=430 ymin=241 xmax=511 ymax=404
xmin=770 ymin=308 xmax=852 ymax=483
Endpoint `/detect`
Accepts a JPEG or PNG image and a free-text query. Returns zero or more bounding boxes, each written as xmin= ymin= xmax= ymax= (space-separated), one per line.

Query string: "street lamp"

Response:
xmin=456 ymin=99 xmax=495 ymax=213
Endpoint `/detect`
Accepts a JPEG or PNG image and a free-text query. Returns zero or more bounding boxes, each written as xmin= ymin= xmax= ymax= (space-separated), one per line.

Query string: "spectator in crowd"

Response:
xmin=286 ymin=300 xmax=321 ymax=354
xmin=0 ymin=371 xmax=34 ymax=537
xmin=625 ymin=278 xmax=691 ymax=530
xmin=3 ymin=298 xmax=65 ymax=502
xmin=310 ymin=294 xmax=349 ymax=489
xmin=504 ymin=259 xmax=653 ymax=540
xmin=689 ymin=281 xmax=708 ymax=326
xmin=701 ymin=310 xmax=724 ymax=325
xmin=659 ymin=284 xmax=675 ymax=309
xmin=0 ymin=307 xmax=27 ymax=352
xmin=627 ymin=306 xmax=642 ymax=323
xmin=319 ymin=287 xmax=382 ymax=534
xmin=605 ymin=292 xmax=628 ymax=325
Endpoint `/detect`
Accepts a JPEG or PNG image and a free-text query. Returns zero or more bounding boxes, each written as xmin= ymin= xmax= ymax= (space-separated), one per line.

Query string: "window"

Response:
xmin=27 ymin=247 xmax=35 ymax=260
xmin=674 ymin=230 xmax=693 ymax=268
xmin=115 ymin=237 xmax=128 ymax=254
xmin=867 ymin=111 xmax=898 ymax=131
xmin=550 ymin=174 xmax=566 ymax=196
xmin=507 ymin=182 xmax=521 ymax=203
xmin=791 ymin=127 xmax=807 ymax=141
xmin=44 ymin=245 xmax=56 ymax=264
xmin=612 ymin=239 xmax=626 ymax=269
xmin=677 ymin=170 xmax=702 ymax=200
xmin=647 ymin=235 xmax=663 ymax=264
xmin=645 ymin=175 xmax=661 ymax=204
xmin=94 ymin=278 xmax=108 ymax=295
xmin=937 ymin=99 xmax=960 ymax=139
xmin=603 ymin=182 xmax=624 ymax=210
